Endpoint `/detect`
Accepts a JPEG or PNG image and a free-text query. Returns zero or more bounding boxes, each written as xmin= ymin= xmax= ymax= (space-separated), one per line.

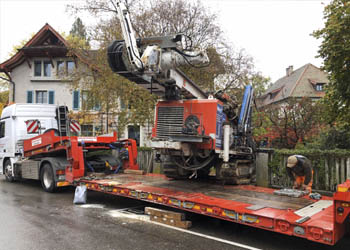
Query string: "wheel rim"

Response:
xmin=43 ymin=169 xmax=52 ymax=188
xmin=5 ymin=164 xmax=12 ymax=179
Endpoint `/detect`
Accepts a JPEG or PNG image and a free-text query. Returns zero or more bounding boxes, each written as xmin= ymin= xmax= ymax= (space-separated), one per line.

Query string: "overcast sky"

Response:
xmin=0 ymin=0 xmax=330 ymax=82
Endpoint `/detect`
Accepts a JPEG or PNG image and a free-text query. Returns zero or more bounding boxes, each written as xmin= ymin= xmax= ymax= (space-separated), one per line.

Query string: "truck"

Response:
xmin=1 ymin=1 xmax=349 ymax=246
xmin=0 ymin=103 xmax=138 ymax=192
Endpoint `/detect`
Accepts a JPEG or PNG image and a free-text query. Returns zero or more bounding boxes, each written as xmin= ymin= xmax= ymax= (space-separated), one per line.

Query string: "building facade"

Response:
xmin=0 ymin=23 xmax=151 ymax=146
xmin=257 ymin=64 xmax=329 ymax=107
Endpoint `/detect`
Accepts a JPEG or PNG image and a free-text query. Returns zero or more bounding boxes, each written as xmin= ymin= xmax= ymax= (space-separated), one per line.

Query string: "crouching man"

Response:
xmin=286 ymin=155 xmax=313 ymax=193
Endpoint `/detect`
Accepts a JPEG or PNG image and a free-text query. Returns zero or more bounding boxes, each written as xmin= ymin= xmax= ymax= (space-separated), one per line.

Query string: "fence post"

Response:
xmin=341 ymin=158 xmax=346 ymax=183
xmin=335 ymin=158 xmax=340 ymax=185
xmin=347 ymin=158 xmax=350 ymax=180
xmin=256 ymin=151 xmax=269 ymax=187
xmin=325 ymin=158 xmax=329 ymax=191
xmin=314 ymin=162 xmax=319 ymax=190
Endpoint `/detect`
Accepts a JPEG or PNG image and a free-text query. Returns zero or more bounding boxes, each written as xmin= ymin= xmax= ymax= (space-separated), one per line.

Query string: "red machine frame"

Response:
xmin=23 ymin=130 xmax=139 ymax=183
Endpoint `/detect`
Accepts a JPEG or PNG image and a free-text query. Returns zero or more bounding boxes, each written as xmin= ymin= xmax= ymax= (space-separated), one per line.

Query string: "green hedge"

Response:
xmin=274 ymin=149 xmax=350 ymax=158
xmin=137 ymin=147 xmax=152 ymax=152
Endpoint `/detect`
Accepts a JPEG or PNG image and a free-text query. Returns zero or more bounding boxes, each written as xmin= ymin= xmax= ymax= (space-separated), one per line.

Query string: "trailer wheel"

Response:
xmin=40 ymin=163 xmax=57 ymax=193
xmin=4 ymin=160 xmax=14 ymax=182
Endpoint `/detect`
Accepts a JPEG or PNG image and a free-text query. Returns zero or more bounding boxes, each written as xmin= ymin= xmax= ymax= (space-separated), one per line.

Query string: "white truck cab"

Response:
xmin=0 ymin=104 xmax=58 ymax=177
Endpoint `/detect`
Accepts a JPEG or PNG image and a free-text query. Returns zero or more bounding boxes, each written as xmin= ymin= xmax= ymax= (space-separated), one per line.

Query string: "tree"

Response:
xmin=70 ymin=17 xmax=90 ymax=45
xmin=0 ymin=90 xmax=9 ymax=115
xmin=313 ymin=0 xmax=350 ymax=125
xmin=67 ymin=0 xmax=258 ymax=90
xmin=255 ymin=98 xmax=323 ymax=149
xmin=0 ymin=73 xmax=10 ymax=90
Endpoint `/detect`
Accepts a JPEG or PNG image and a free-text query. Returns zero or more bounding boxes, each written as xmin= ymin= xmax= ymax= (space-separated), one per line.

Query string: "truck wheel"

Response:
xmin=40 ymin=163 xmax=57 ymax=193
xmin=4 ymin=160 xmax=14 ymax=182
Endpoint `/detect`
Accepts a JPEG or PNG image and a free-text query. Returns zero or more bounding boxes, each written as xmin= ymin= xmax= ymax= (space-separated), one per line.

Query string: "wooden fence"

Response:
xmin=137 ymin=150 xmax=159 ymax=173
xmin=266 ymin=151 xmax=350 ymax=192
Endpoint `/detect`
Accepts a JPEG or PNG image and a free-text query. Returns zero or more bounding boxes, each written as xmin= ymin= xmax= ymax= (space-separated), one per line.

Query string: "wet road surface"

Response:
xmin=0 ymin=176 xmax=349 ymax=250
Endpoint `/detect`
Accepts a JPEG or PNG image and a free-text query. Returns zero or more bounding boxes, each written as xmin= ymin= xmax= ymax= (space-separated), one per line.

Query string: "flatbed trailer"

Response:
xmin=76 ymin=173 xmax=350 ymax=246
xmin=22 ymin=130 xmax=350 ymax=246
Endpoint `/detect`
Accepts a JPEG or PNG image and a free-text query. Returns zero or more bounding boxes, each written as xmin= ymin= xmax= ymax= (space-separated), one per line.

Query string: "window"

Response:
xmin=0 ymin=121 xmax=5 ymax=138
xmin=34 ymin=60 xmax=53 ymax=77
xmin=36 ymin=91 xmax=48 ymax=104
xmin=27 ymin=91 xmax=33 ymax=103
xmin=57 ymin=61 xmax=65 ymax=75
xmin=81 ymin=124 xmax=93 ymax=136
xmin=120 ymin=100 xmax=126 ymax=110
xmin=43 ymin=61 xmax=52 ymax=77
xmin=67 ymin=61 xmax=75 ymax=74
xmin=269 ymin=92 xmax=278 ymax=100
xmin=34 ymin=61 xmax=42 ymax=76
xmin=73 ymin=90 xmax=80 ymax=110
xmin=81 ymin=90 xmax=101 ymax=111
xmin=48 ymin=90 xmax=55 ymax=104
xmin=81 ymin=91 xmax=89 ymax=110
xmin=56 ymin=60 xmax=75 ymax=76
xmin=316 ymin=84 xmax=323 ymax=91
xmin=128 ymin=125 xmax=140 ymax=146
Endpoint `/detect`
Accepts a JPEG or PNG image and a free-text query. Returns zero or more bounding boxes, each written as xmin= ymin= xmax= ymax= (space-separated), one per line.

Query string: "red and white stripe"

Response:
xmin=70 ymin=120 xmax=81 ymax=133
xmin=25 ymin=120 xmax=40 ymax=134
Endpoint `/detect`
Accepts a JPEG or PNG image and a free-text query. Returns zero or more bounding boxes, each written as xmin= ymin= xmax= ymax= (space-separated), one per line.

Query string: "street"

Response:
xmin=0 ymin=176 xmax=349 ymax=250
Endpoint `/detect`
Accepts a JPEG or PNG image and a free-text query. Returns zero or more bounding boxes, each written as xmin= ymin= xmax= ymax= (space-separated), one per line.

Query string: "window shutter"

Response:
xmin=26 ymin=91 xmax=33 ymax=103
xmin=73 ymin=90 xmax=80 ymax=110
xmin=48 ymin=91 xmax=55 ymax=104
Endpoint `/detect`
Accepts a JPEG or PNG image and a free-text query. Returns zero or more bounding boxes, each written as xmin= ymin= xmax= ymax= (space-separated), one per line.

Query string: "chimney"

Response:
xmin=286 ymin=65 xmax=293 ymax=76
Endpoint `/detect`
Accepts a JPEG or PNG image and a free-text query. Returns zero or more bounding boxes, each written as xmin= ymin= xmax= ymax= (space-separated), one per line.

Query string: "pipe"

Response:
xmin=223 ymin=123 xmax=230 ymax=163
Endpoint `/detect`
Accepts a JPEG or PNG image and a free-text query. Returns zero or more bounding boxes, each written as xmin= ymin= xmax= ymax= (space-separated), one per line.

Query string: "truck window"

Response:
xmin=0 ymin=121 xmax=5 ymax=138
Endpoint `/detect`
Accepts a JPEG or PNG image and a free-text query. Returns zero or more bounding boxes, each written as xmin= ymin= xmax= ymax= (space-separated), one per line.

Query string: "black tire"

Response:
xmin=40 ymin=163 xmax=57 ymax=193
xmin=4 ymin=160 xmax=14 ymax=182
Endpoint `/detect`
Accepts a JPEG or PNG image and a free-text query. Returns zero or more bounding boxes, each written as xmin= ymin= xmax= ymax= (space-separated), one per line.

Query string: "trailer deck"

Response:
xmin=78 ymin=173 xmax=350 ymax=246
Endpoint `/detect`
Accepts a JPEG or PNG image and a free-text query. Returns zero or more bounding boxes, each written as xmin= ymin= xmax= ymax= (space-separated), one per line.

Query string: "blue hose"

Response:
xmin=86 ymin=161 xmax=94 ymax=172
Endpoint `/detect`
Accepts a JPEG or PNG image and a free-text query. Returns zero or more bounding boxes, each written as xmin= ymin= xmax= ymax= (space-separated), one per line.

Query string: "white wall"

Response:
xmin=11 ymin=58 xmax=74 ymax=109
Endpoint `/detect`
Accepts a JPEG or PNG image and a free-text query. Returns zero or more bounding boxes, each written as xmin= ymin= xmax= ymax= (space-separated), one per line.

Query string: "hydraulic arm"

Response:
xmin=108 ymin=0 xmax=209 ymax=100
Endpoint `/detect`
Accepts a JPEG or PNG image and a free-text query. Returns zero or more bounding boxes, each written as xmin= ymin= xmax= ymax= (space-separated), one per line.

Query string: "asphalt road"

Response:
xmin=0 ymin=176 xmax=349 ymax=250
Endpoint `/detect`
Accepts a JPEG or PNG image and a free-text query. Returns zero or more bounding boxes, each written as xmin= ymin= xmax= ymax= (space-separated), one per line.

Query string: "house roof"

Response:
xmin=0 ymin=23 xmax=101 ymax=78
xmin=0 ymin=23 xmax=69 ymax=73
xmin=258 ymin=63 xmax=326 ymax=107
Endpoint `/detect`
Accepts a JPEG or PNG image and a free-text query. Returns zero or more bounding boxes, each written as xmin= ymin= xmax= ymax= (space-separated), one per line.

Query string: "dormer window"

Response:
xmin=316 ymin=83 xmax=323 ymax=91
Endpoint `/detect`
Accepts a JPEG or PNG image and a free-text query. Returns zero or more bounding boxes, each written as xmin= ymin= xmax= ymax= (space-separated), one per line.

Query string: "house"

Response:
xmin=257 ymin=64 xmax=329 ymax=107
xmin=0 ymin=23 xmax=151 ymax=146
